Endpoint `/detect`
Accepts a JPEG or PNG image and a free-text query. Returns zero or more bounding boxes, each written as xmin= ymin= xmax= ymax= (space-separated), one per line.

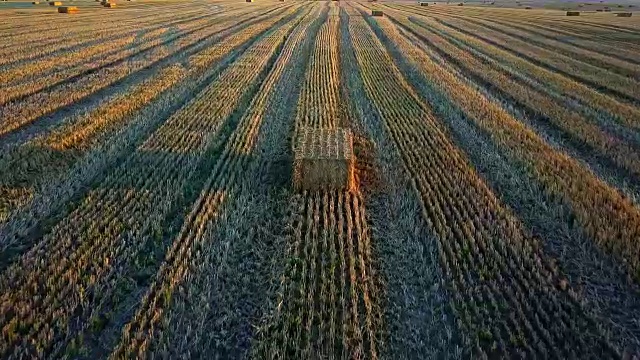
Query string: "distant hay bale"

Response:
xmin=57 ymin=5 xmax=77 ymax=12
xmin=420 ymin=1 xmax=429 ymax=5
xmin=596 ymin=9 xmax=603 ymax=11
xmin=457 ymin=2 xmax=463 ymax=5
xmin=32 ymin=1 xmax=40 ymax=4
xmin=49 ymin=1 xmax=62 ymax=5
xmin=616 ymin=12 xmax=632 ymax=16
xmin=372 ymin=9 xmax=383 ymax=16
xmin=293 ymin=128 xmax=355 ymax=192
xmin=566 ymin=11 xmax=580 ymax=15
xmin=102 ymin=2 xmax=115 ymax=6
xmin=525 ymin=6 xmax=531 ymax=9
xmin=246 ymin=0 xmax=253 ymax=2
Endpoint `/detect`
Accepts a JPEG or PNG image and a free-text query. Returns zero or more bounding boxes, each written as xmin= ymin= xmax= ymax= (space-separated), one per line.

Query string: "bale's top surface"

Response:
xmin=294 ymin=128 xmax=353 ymax=161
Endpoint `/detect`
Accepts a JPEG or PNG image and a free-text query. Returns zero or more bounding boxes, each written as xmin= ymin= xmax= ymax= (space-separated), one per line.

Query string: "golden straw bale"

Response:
xmin=58 ymin=5 xmax=78 ymax=12
xmin=293 ymin=128 xmax=355 ymax=192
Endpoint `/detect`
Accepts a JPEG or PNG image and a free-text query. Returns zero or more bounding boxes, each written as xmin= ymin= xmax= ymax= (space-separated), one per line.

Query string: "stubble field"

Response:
xmin=1 ymin=0 xmax=639 ymax=358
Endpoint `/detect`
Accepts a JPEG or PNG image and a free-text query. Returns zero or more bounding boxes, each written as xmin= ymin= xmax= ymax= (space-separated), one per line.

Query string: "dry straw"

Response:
xmin=293 ymin=128 xmax=355 ymax=192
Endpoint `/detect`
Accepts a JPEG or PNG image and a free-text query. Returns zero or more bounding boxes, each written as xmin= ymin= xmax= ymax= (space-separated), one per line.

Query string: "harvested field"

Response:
xmin=1 ymin=0 xmax=639 ymax=358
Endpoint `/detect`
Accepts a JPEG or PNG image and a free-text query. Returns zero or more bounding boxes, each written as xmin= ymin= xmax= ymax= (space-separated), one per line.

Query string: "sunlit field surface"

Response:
xmin=1 ymin=0 xmax=639 ymax=358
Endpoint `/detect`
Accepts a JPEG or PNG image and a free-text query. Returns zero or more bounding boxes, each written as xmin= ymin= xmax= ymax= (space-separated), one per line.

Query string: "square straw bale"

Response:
xmin=58 ymin=5 xmax=78 ymax=12
xmin=293 ymin=128 xmax=355 ymax=192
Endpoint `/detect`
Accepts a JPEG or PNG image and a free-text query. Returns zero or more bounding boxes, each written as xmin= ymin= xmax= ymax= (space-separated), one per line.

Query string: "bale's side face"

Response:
xmin=294 ymin=158 xmax=354 ymax=192
xmin=293 ymin=128 xmax=355 ymax=192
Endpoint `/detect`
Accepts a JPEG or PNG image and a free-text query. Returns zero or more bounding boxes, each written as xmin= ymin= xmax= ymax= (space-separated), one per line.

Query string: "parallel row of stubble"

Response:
xmin=0 ymin=6 xmax=304 ymax=357
xmin=0 ymin=8 xmax=211 ymax=66
xmin=346 ymin=7 xmax=617 ymax=357
xmin=381 ymin=13 xmax=640 ymax=182
xmin=0 ymin=8 xmax=226 ymax=105
xmin=475 ymin=14 xmax=640 ymax=63
xmin=0 ymin=4 xmax=296 ymax=227
xmin=394 ymin=4 xmax=640 ymax=82
xmin=254 ymin=7 xmax=381 ymax=359
xmin=385 ymin=9 xmax=640 ymax=130
xmin=108 ymin=5 xmax=321 ymax=357
xmin=393 ymin=4 xmax=640 ymax=44
xmin=0 ymin=14 xmax=215 ymax=88
xmin=370 ymin=7 xmax=640 ymax=286
xmin=419 ymin=10 xmax=640 ymax=102
xmin=294 ymin=8 xmax=341 ymax=129
xmin=0 ymin=3 xmax=206 ymax=51
xmin=0 ymin=4 xmax=289 ymax=135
